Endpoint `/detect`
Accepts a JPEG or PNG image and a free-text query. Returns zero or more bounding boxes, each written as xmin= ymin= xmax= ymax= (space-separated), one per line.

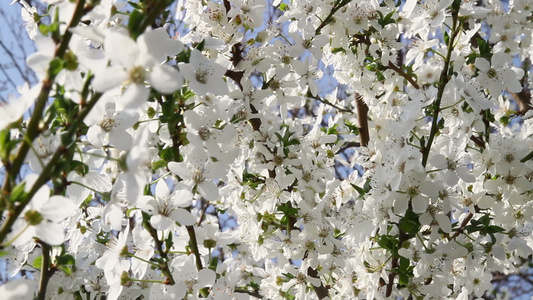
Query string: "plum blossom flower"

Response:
xmin=95 ymin=224 xmax=130 ymax=300
xmin=474 ymin=52 xmax=523 ymax=97
xmin=84 ymin=95 xmax=139 ymax=150
xmin=168 ymin=146 xmax=228 ymax=201
xmin=453 ymin=74 xmax=492 ymax=113
xmin=183 ymin=105 xmax=236 ymax=160
xmin=179 ymin=49 xmax=229 ymax=96
xmin=150 ymin=255 xmax=216 ymax=299
xmin=15 ymin=0 xmax=38 ymax=39
xmin=93 ymin=28 xmax=183 ymax=107
xmin=281 ymin=263 xmax=322 ymax=299
xmin=137 ymin=180 xmax=196 ymax=230
xmin=405 ymin=37 xmax=439 ymax=70
xmin=393 ymin=171 xmax=440 ymax=214
xmin=8 ymin=185 xmax=77 ymax=247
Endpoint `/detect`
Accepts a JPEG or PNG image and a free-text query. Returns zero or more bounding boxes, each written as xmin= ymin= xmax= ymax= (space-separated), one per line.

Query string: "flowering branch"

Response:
xmin=306 ymin=91 xmax=353 ymax=113
xmin=421 ymin=0 xmax=461 ymax=168
xmin=1 ymin=0 xmax=531 ymax=299
xmin=1 ymin=0 xmax=89 ymax=195
xmin=0 ymin=90 xmax=101 ymax=245
xmin=142 ymin=214 xmax=175 ymax=285
xmin=37 ymin=241 xmax=54 ymax=300
xmin=387 ymin=61 xmax=420 ymax=90
xmin=315 ymin=0 xmax=352 ymax=35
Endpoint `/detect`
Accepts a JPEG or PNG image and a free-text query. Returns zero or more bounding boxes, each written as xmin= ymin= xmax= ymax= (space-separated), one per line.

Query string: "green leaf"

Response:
xmin=128 ymin=9 xmax=145 ymax=39
xmin=208 ymin=257 xmax=218 ymax=271
xmin=377 ymin=235 xmax=398 ymax=254
xmin=398 ymin=209 xmax=421 ymax=235
xmin=399 ymin=273 xmax=409 ymax=285
xmin=277 ymin=202 xmax=298 ymax=216
xmin=48 ymin=58 xmax=64 ymax=77
xmin=363 ymin=179 xmax=372 ymax=193
xmin=438 ymin=118 xmax=445 ymax=129
xmin=56 ymin=254 xmax=75 ymax=266
xmin=0 ymin=129 xmax=11 ymax=161
xmin=10 ymin=182 xmax=27 ymax=203
xmin=520 ymin=150 xmax=533 ymax=163
xmin=38 ymin=22 xmax=59 ymax=36
xmin=195 ymin=39 xmax=205 ymax=52
xmin=165 ymin=231 xmax=174 ymax=251
xmin=331 ymin=47 xmax=346 ymax=54
xmin=499 ymin=115 xmax=510 ymax=126
xmin=59 ymin=265 xmax=73 ymax=276
xmin=33 ymin=256 xmax=43 ymax=269
xmin=152 ymin=159 xmax=167 ymax=171
xmin=443 ymin=31 xmax=449 ymax=45
xmin=127 ymin=1 xmax=142 ymax=9
xmin=159 ymin=147 xmax=175 ymax=162
xmin=351 ymin=183 xmax=366 ymax=197
xmin=71 ymin=161 xmax=89 ymax=176
xmin=63 ymin=50 xmax=79 ymax=71
xmin=282 ymin=272 xmax=295 ymax=279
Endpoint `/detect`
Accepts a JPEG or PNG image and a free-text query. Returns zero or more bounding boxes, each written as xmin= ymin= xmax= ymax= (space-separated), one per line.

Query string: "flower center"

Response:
xmin=99 ymin=117 xmax=116 ymax=132
xmin=407 ymin=186 xmax=419 ymax=198
xmin=487 ymin=68 xmax=497 ymax=78
xmin=198 ymin=127 xmax=212 ymax=141
xmin=192 ymin=168 xmax=205 ymax=184
xmin=24 ymin=210 xmax=43 ymax=226
xmin=129 ymin=66 xmax=146 ymax=84
xmin=195 ymin=69 xmax=209 ymax=84
xmin=156 ymin=197 xmax=173 ymax=217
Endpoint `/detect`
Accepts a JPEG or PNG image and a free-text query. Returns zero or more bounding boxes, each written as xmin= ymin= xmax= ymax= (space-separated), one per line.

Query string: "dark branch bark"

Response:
xmin=355 ymin=93 xmax=369 ymax=147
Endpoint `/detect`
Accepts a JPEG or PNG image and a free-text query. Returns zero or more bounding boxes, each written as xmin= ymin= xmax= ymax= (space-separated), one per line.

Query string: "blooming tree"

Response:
xmin=0 ymin=0 xmax=532 ymax=299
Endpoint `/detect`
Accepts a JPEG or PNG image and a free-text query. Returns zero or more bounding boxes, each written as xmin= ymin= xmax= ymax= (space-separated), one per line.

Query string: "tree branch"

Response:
xmin=37 ymin=242 xmax=54 ymax=300
xmin=387 ymin=61 xmax=420 ymax=90
xmin=355 ymin=93 xmax=369 ymax=147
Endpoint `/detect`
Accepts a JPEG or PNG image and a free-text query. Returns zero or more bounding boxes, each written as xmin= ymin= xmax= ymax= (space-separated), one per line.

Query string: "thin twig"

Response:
xmin=306 ymin=91 xmax=353 ymax=113
xmin=387 ymin=61 xmax=420 ymax=89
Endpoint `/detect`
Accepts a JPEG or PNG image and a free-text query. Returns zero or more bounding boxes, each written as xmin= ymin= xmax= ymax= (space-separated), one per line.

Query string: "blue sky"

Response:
xmin=0 ymin=1 xmax=37 ymax=101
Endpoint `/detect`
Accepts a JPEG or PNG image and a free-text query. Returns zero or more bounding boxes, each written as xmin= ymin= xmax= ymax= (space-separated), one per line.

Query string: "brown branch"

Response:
xmin=315 ymin=0 xmax=352 ymax=35
xmin=355 ymin=93 xmax=369 ymax=147
xmin=469 ymin=135 xmax=485 ymax=149
xmin=37 ymin=241 xmax=55 ymax=300
xmin=385 ymin=228 xmax=410 ymax=297
xmin=306 ymin=91 xmax=353 ymax=113
xmin=234 ymin=289 xmax=264 ymax=299
xmin=510 ymin=87 xmax=531 ymax=115
xmin=336 ymin=141 xmax=361 ymax=154
xmin=387 ymin=61 xmax=420 ymax=90
xmin=142 ymin=214 xmax=176 ymax=285
xmin=451 ymin=211 xmax=474 ymax=239
xmin=307 ymin=266 xmax=329 ymax=299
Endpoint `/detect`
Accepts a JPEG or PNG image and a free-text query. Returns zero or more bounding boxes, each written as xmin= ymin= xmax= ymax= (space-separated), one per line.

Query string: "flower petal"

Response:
xmin=40 ymin=196 xmax=77 ymax=221
xmin=147 ymin=64 xmax=182 ymax=94
xmin=93 ymin=65 xmax=128 ymax=92
xmin=170 ymin=208 xmax=195 ymax=226
xmin=138 ymin=28 xmax=183 ymax=62
xmin=151 ymin=215 xmax=173 ymax=231
xmin=197 ymin=181 xmax=219 ymax=201
xmin=105 ymin=31 xmax=139 ymax=68
xmin=0 ymin=279 xmax=37 ymax=300
xmin=36 ymin=222 xmax=65 ymax=245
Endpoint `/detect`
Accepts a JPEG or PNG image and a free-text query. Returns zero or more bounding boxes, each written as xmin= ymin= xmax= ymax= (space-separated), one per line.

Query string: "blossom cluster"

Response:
xmin=0 ymin=0 xmax=532 ymax=299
